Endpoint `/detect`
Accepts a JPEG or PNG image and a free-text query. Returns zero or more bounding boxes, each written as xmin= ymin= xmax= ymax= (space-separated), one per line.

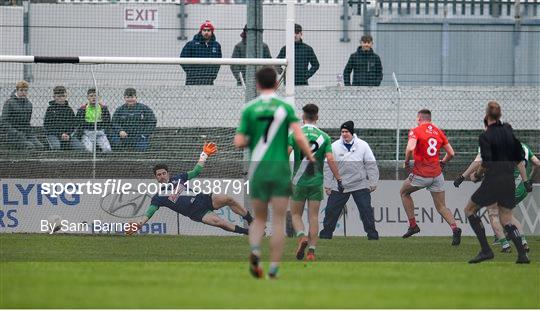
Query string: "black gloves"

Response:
xmin=337 ymin=179 xmax=344 ymax=193
xmin=454 ymin=175 xmax=465 ymax=188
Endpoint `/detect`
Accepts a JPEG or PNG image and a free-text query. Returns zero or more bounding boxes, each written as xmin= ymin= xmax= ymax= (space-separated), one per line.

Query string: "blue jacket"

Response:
xmin=180 ymin=33 xmax=222 ymax=85
xmin=112 ymin=102 xmax=156 ymax=138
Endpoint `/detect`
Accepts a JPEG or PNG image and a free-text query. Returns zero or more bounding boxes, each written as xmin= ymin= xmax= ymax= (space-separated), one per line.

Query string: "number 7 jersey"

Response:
xmin=408 ymin=123 xmax=449 ymax=177
xmin=236 ymin=94 xmax=299 ymax=180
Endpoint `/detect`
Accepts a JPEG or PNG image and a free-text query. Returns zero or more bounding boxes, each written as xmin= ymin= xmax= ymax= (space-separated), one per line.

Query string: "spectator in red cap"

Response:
xmin=180 ymin=20 xmax=222 ymax=85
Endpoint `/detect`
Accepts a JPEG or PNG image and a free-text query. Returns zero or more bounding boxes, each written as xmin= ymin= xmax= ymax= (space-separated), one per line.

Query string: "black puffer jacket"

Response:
xmin=343 ymin=47 xmax=383 ymax=86
xmin=277 ymin=40 xmax=320 ymax=86
xmin=43 ymin=100 xmax=78 ymax=137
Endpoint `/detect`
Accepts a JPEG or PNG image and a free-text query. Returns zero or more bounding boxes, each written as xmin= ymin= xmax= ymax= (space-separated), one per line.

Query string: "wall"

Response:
xmin=1 ymin=4 xmax=538 ymax=86
xmin=375 ymin=19 xmax=540 ymax=86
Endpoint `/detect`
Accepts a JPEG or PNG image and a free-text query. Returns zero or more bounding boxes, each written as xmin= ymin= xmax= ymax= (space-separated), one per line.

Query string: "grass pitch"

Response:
xmin=1 ymin=234 xmax=539 ymax=308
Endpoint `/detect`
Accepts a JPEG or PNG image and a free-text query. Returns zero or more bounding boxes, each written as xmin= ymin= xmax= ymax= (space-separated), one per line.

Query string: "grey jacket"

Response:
xmin=230 ymin=40 xmax=272 ymax=86
xmin=1 ymin=92 xmax=33 ymax=135
xmin=324 ymin=134 xmax=379 ymax=193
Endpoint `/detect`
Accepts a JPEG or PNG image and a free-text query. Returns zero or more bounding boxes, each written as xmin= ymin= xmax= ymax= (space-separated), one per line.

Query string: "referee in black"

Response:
xmin=464 ymin=101 xmax=532 ymax=264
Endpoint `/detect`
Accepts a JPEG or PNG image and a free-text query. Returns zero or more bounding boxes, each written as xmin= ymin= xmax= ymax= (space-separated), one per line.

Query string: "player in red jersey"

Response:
xmin=400 ymin=109 xmax=462 ymax=245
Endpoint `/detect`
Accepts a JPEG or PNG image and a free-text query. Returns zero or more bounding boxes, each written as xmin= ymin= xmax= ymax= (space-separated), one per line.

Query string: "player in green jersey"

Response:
xmin=288 ymin=104 xmax=343 ymax=261
xmin=513 ymin=143 xmax=538 ymax=204
xmin=234 ymin=67 xmax=314 ymax=279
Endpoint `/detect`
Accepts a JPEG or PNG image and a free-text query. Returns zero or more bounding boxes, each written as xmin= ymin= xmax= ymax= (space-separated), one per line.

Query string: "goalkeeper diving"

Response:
xmin=128 ymin=142 xmax=253 ymax=235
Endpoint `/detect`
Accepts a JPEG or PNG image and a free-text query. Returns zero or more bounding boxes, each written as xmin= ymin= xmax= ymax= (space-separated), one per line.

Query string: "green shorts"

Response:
xmin=515 ymin=182 xmax=528 ymax=205
xmin=249 ymin=178 xmax=292 ymax=202
xmin=292 ymin=185 xmax=324 ymax=202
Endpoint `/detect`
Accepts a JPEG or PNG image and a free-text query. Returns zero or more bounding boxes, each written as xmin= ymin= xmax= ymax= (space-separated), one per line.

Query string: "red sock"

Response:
xmin=450 ymin=223 xmax=457 ymax=231
xmin=408 ymin=218 xmax=417 ymax=227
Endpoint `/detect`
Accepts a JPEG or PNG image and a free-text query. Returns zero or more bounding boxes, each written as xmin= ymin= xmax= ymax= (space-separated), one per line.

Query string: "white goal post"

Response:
xmin=0 ymin=55 xmax=287 ymax=66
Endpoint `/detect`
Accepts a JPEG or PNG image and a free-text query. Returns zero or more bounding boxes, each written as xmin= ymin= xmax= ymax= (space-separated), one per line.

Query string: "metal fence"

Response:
xmin=0 ymin=63 xmax=538 ymax=179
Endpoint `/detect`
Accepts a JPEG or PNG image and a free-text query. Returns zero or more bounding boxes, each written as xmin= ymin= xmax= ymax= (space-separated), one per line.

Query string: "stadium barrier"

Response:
xmin=1 ymin=178 xmax=538 ymax=236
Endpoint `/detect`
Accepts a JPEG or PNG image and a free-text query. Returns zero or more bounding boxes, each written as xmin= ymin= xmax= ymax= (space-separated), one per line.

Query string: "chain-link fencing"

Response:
xmin=0 ymin=63 xmax=538 ymax=180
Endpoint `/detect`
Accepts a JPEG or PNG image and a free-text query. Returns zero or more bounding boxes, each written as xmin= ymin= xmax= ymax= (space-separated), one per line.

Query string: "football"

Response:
xmin=47 ymin=215 xmax=62 ymax=234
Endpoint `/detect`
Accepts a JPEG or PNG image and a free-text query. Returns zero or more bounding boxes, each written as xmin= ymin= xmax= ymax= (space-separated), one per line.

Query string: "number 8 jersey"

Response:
xmin=408 ymin=123 xmax=449 ymax=177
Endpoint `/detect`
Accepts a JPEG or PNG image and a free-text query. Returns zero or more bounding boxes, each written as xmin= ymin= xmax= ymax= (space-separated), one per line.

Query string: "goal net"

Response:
xmin=0 ymin=58 xmax=286 ymax=236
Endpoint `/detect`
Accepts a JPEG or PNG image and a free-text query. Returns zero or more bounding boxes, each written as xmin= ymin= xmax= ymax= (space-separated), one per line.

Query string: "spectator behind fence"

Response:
xmin=180 ymin=20 xmax=222 ymax=85
xmin=277 ymin=24 xmax=320 ymax=86
xmin=343 ymin=34 xmax=383 ymax=86
xmin=231 ymin=24 xmax=272 ymax=86
xmin=0 ymin=80 xmax=43 ymax=150
xmin=111 ymin=88 xmax=156 ymax=152
xmin=43 ymin=86 xmax=84 ymax=151
xmin=75 ymin=88 xmax=112 ymax=153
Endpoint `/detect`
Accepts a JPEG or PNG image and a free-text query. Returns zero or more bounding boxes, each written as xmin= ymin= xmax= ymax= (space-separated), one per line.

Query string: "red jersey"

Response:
xmin=408 ymin=123 xmax=449 ymax=177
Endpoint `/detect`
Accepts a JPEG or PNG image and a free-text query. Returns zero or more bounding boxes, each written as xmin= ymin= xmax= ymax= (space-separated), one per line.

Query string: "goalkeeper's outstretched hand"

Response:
xmin=203 ymin=142 xmax=218 ymax=157
xmin=125 ymin=222 xmax=141 ymax=236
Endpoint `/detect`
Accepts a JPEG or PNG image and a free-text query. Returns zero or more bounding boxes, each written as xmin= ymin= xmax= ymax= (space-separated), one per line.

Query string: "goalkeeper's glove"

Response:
xmin=200 ymin=142 xmax=218 ymax=161
xmin=524 ymin=180 xmax=533 ymax=193
xmin=337 ymin=179 xmax=345 ymax=193
xmin=453 ymin=175 xmax=465 ymax=188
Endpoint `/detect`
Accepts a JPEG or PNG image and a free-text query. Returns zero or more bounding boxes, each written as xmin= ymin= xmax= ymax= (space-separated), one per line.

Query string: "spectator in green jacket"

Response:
xmin=75 ymin=88 xmax=112 ymax=153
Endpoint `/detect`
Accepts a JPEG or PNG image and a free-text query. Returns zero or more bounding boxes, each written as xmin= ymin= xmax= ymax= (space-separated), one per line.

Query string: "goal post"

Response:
xmin=0 ymin=55 xmax=287 ymax=66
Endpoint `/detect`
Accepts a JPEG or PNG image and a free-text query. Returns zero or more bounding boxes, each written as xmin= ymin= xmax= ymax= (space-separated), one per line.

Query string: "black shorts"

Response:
xmin=471 ymin=174 xmax=516 ymax=209
xmin=188 ymin=193 xmax=214 ymax=222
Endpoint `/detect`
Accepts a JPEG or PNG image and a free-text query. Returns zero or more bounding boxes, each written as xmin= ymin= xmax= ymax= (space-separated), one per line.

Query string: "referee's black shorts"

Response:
xmin=471 ymin=174 xmax=516 ymax=209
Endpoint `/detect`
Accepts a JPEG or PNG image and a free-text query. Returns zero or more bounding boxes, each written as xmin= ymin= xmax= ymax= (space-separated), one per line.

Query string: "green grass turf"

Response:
xmin=1 ymin=234 xmax=539 ymax=308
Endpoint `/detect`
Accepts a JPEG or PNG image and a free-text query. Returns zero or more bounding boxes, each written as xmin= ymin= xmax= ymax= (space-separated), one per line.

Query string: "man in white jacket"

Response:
xmin=319 ymin=121 xmax=380 ymax=240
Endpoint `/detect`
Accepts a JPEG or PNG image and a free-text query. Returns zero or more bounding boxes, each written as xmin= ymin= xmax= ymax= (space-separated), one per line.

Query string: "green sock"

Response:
xmin=296 ymin=231 xmax=306 ymax=238
xmin=500 ymin=238 xmax=510 ymax=248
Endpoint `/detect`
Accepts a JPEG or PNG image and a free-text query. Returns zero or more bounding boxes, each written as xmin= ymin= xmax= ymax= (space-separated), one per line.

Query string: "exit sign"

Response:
xmin=124 ymin=8 xmax=158 ymax=32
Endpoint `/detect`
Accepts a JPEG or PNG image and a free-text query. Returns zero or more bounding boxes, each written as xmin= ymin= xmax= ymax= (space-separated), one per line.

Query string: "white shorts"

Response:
xmin=408 ymin=173 xmax=445 ymax=192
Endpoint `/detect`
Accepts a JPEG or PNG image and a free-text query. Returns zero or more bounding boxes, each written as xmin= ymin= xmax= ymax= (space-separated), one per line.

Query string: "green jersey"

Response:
xmin=514 ymin=143 xmax=535 ymax=179
xmin=236 ymin=94 xmax=299 ymax=181
xmin=288 ymin=124 xmax=332 ymax=187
